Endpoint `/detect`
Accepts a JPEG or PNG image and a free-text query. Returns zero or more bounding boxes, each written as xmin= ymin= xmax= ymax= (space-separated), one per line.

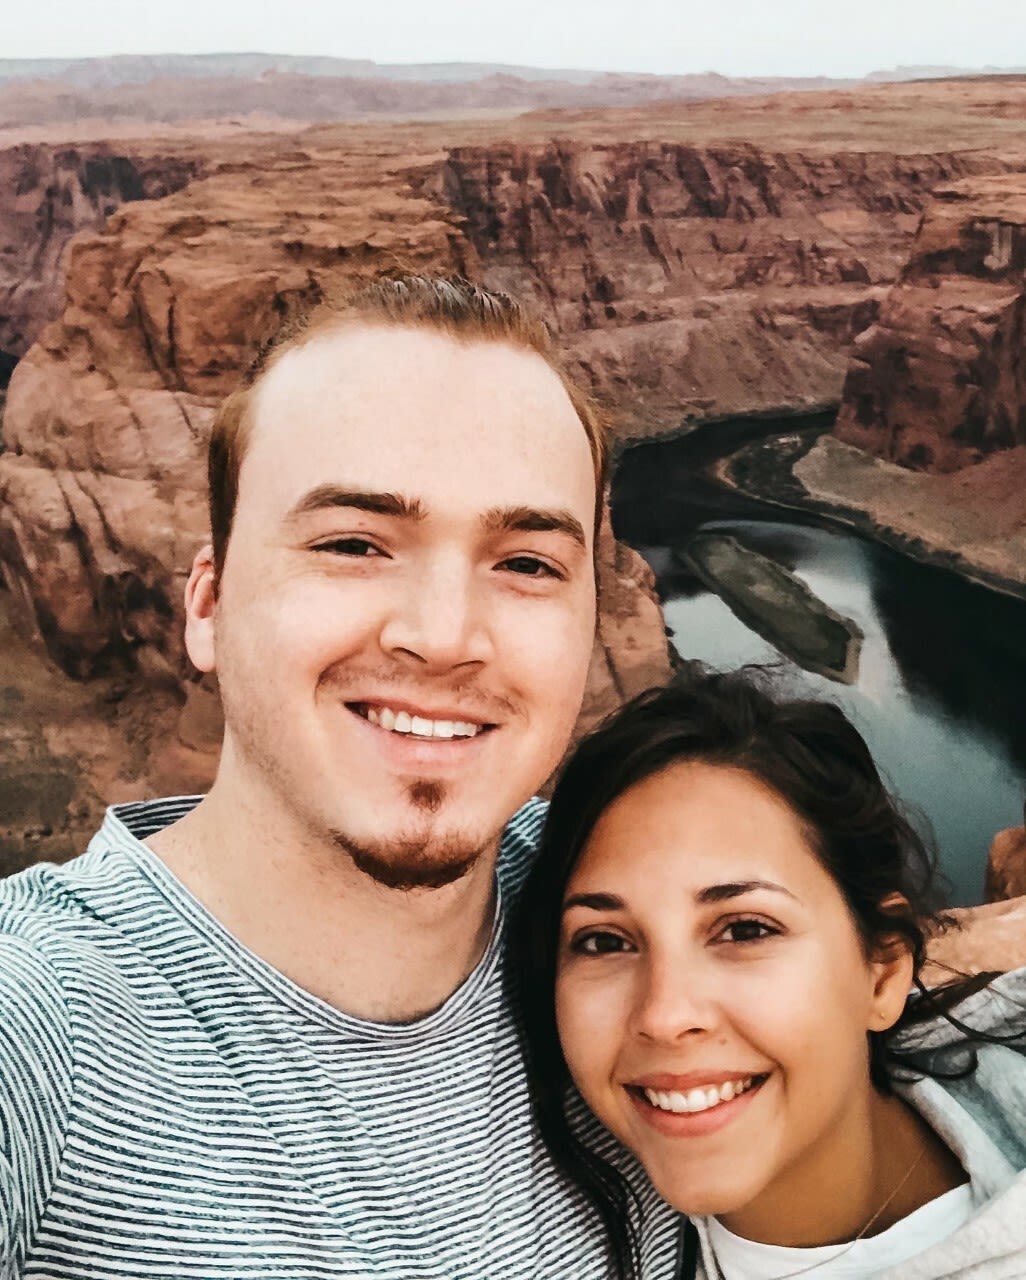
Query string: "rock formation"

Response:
xmin=6 ymin=119 xmax=1019 ymax=685
xmin=922 ymin=812 xmax=1026 ymax=979
xmin=444 ymin=143 xmax=1006 ymax=437
xmin=985 ymin=813 xmax=1026 ymax=904
xmin=0 ymin=141 xmax=198 ymax=364
xmin=3 ymin=82 xmax=1026 ymax=874
xmin=784 ymin=176 xmax=1026 ymax=597
xmin=0 ymin=138 xmax=468 ymax=677
xmin=835 ymin=175 xmax=1026 ymax=472
xmin=926 ymin=896 xmax=1026 ymax=980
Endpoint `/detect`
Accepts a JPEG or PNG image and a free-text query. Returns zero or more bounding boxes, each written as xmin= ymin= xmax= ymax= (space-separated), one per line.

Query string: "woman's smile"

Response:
xmin=624 ymin=1071 xmax=770 ymax=1139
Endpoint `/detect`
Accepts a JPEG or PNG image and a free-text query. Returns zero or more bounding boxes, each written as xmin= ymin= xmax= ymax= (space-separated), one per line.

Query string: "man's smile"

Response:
xmin=350 ymin=700 xmax=494 ymax=740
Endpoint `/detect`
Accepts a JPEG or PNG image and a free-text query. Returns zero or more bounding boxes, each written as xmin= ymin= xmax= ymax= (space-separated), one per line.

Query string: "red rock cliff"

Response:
xmin=835 ymin=175 xmax=1026 ymax=471
xmin=440 ymin=143 xmax=1010 ymax=437
xmin=1 ymin=125 xmax=1022 ymax=689
xmin=0 ymin=142 xmax=198 ymax=366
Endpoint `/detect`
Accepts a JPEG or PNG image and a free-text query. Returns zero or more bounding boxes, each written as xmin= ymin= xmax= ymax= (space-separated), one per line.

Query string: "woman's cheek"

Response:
xmin=557 ymin=970 xmax=624 ymax=1095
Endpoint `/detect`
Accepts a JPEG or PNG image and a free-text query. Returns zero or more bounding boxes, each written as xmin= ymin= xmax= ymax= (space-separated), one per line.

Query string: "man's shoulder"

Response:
xmin=0 ymin=859 xmax=107 ymax=1035
xmin=0 ymin=837 xmax=155 ymax=1014
xmin=0 ymin=881 xmax=76 ymax=1131
xmin=0 ymin=859 xmax=93 ymax=954
xmin=497 ymin=795 xmax=548 ymax=898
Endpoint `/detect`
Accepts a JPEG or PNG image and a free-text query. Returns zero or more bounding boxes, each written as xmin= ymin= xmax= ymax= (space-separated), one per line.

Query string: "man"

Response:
xmin=0 ymin=278 xmax=678 ymax=1277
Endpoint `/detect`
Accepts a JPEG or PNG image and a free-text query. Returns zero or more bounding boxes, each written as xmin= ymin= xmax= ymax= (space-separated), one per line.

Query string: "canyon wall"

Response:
xmin=835 ymin=174 xmax=1026 ymax=471
xmin=441 ymin=144 xmax=1015 ymax=438
xmin=783 ymin=175 xmax=1026 ymax=596
xmin=4 ymin=134 xmax=1009 ymax=686
xmin=0 ymin=139 xmax=467 ymax=679
xmin=0 ymin=142 xmax=199 ymax=367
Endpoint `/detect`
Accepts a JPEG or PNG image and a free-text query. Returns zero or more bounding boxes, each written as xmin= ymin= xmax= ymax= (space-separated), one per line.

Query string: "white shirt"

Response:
xmin=704 ymin=1183 xmax=975 ymax=1279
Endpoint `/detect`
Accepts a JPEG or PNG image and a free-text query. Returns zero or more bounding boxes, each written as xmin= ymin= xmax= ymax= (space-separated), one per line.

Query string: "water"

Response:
xmin=612 ymin=432 xmax=1026 ymax=907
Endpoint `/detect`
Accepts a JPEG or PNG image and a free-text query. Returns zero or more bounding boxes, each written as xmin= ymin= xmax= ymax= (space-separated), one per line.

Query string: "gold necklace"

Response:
xmin=707 ymin=1145 xmax=927 ymax=1280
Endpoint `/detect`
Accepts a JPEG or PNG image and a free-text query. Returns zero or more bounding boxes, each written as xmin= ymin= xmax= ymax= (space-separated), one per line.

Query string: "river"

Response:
xmin=611 ymin=420 xmax=1026 ymax=907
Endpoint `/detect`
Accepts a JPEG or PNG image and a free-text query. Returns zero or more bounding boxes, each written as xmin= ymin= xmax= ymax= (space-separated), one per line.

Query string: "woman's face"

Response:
xmin=555 ymin=761 xmax=911 ymax=1226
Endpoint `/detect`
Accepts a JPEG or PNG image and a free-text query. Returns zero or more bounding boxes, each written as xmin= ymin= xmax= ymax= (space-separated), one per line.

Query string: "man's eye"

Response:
xmin=501 ymin=555 xmax=560 ymax=578
xmin=314 ymin=538 xmax=381 ymax=557
xmin=571 ymin=931 xmax=632 ymax=956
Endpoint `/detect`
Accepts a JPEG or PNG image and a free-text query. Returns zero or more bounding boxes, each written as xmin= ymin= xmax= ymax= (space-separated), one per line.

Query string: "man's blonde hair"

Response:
xmin=207 ymin=275 xmax=610 ymax=580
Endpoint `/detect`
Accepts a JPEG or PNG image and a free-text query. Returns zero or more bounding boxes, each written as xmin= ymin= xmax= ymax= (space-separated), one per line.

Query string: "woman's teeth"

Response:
xmin=364 ymin=705 xmax=483 ymax=739
xmin=642 ymin=1077 xmax=758 ymax=1114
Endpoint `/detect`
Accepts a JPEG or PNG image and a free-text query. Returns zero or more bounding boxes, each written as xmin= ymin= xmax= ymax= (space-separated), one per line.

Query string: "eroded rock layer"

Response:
xmin=6 ymin=126 xmax=1019 ymax=679
xmin=0 ymin=141 xmax=198 ymax=363
xmin=5 ymin=84 xmax=1026 ymax=759
xmin=443 ymin=144 xmax=1005 ymax=437
xmin=835 ymin=175 xmax=1026 ymax=472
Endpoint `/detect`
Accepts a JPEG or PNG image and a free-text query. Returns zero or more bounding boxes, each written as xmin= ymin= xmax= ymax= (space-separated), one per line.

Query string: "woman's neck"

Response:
xmin=717 ymin=1090 xmax=967 ymax=1249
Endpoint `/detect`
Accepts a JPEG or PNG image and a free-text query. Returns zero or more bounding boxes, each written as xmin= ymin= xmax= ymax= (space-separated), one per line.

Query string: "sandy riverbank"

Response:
xmin=717 ymin=431 xmax=1026 ymax=603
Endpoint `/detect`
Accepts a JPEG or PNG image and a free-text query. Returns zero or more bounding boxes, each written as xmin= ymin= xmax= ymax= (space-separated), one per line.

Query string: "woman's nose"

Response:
xmin=630 ymin=958 xmax=721 ymax=1045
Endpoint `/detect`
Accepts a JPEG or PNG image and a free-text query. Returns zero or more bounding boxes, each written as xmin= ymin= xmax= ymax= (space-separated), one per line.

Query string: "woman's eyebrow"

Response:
xmin=561 ymin=891 xmax=625 ymax=913
xmin=696 ymin=880 xmax=799 ymax=904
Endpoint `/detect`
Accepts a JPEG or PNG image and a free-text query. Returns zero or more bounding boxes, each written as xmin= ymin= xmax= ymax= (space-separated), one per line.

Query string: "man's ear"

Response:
xmin=184 ymin=545 xmax=218 ymax=674
xmin=867 ymin=892 xmax=916 ymax=1033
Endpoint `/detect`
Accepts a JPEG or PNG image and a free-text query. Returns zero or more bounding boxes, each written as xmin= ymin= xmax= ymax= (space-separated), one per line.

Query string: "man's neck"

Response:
xmin=144 ymin=783 xmax=501 ymax=1024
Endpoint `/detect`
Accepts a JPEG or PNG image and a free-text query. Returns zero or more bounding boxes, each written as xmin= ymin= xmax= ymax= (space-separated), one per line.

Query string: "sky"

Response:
xmin=4 ymin=0 xmax=1026 ymax=80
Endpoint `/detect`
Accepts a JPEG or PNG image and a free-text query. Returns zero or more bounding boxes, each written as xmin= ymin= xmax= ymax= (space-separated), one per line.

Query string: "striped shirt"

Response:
xmin=0 ymin=797 xmax=679 ymax=1278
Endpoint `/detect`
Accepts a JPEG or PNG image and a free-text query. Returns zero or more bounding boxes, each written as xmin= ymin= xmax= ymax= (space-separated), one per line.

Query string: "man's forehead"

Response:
xmin=252 ymin=322 xmax=578 ymax=424
xmin=236 ymin=324 xmax=597 ymax=531
xmin=245 ymin=324 xmax=592 ymax=472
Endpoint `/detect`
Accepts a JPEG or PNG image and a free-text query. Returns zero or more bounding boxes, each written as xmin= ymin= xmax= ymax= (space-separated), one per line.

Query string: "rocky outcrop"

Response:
xmin=926 ymin=896 xmax=1026 ymax=980
xmin=925 ymin=814 xmax=1026 ymax=979
xmin=835 ymin=175 xmax=1026 ymax=472
xmin=582 ymin=518 xmax=672 ymax=734
xmin=5 ymin=131 xmax=1001 ymax=680
xmin=985 ymin=816 xmax=1026 ymax=904
xmin=777 ymin=176 xmax=1026 ymax=598
xmin=0 ymin=142 xmax=198 ymax=366
xmin=0 ymin=140 xmax=467 ymax=679
xmin=441 ymin=144 xmax=1012 ymax=437
xmin=2 ymin=111 xmax=1024 ymax=721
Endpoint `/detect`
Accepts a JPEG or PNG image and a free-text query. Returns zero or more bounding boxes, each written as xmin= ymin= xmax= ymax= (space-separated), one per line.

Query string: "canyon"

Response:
xmin=6 ymin=81 xmax=1026 ymax=683
xmin=2 ymin=77 xmax=1026 ymax=963
xmin=778 ymin=171 xmax=1026 ymax=596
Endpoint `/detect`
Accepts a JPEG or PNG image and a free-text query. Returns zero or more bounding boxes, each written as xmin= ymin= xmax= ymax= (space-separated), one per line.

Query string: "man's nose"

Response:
xmin=630 ymin=956 xmax=720 ymax=1045
xmin=379 ymin=554 xmax=495 ymax=672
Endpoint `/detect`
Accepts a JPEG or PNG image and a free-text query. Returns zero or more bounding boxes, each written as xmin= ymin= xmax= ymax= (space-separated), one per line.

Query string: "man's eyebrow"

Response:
xmin=284 ymin=486 xmax=426 ymax=523
xmin=562 ymin=892 xmax=626 ymax=913
xmin=484 ymin=505 xmax=587 ymax=550
xmin=696 ymin=880 xmax=799 ymax=905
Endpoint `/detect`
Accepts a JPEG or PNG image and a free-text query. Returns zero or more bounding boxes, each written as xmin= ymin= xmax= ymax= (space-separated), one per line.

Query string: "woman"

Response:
xmin=513 ymin=668 xmax=1026 ymax=1279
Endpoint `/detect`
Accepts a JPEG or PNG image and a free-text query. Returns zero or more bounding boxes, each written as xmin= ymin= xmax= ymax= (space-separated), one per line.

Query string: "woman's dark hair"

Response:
xmin=510 ymin=665 xmax=1007 ymax=1280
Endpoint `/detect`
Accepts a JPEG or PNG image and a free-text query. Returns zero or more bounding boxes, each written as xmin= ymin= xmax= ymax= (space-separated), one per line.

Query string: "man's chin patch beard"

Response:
xmin=407 ymin=780 xmax=445 ymax=815
xmin=332 ymin=830 xmax=482 ymax=891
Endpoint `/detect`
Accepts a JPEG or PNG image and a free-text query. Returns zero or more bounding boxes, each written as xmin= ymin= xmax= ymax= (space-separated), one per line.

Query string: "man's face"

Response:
xmin=187 ymin=324 xmax=598 ymax=888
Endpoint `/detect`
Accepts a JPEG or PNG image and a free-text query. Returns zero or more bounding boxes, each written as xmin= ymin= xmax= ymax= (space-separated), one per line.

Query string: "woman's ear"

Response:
xmin=867 ymin=892 xmax=916 ymax=1032
xmin=184 ymin=544 xmax=218 ymax=674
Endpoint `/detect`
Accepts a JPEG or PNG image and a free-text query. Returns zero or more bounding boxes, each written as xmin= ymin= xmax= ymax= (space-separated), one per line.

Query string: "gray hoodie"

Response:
xmin=690 ymin=968 xmax=1026 ymax=1279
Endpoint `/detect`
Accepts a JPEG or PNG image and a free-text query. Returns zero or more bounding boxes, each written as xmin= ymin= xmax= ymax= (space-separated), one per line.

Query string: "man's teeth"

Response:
xmin=643 ymin=1077 xmax=756 ymax=1114
xmin=364 ymin=706 xmax=483 ymax=739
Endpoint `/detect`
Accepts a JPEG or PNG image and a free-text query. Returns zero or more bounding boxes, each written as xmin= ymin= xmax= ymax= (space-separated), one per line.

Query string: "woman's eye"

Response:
xmin=571 ymin=931 xmax=632 ymax=956
xmin=716 ymin=918 xmax=780 ymax=945
xmin=501 ymin=555 xmax=560 ymax=578
xmin=314 ymin=537 xmax=382 ymax=557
